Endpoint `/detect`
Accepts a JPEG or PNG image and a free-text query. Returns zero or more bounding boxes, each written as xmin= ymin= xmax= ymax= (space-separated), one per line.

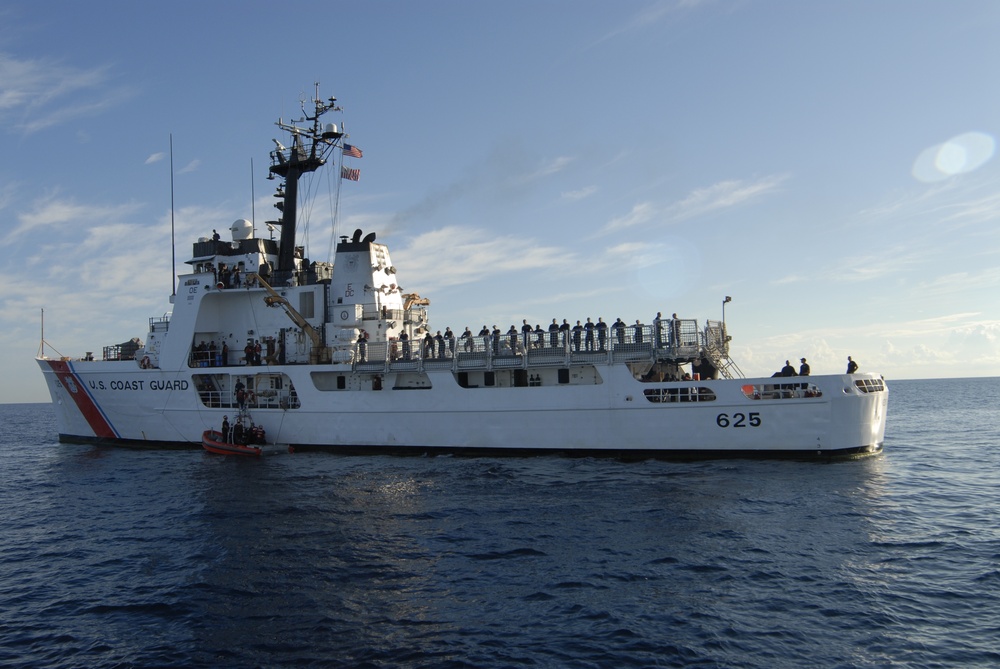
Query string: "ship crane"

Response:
xmin=248 ymin=272 xmax=330 ymax=364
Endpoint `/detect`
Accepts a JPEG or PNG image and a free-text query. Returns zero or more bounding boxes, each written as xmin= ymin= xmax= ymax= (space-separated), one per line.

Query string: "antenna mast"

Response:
xmin=268 ymin=85 xmax=344 ymax=276
xmin=170 ymin=134 xmax=177 ymax=297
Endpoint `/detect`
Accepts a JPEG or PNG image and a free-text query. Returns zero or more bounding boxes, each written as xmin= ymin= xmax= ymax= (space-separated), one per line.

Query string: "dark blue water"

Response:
xmin=2 ymin=379 xmax=999 ymax=668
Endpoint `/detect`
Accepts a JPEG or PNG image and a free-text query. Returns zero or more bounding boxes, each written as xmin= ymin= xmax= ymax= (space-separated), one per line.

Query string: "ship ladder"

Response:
xmin=704 ymin=341 xmax=745 ymax=380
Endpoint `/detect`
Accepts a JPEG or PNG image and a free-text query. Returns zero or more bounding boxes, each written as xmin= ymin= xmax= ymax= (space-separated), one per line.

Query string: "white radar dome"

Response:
xmin=230 ymin=219 xmax=254 ymax=241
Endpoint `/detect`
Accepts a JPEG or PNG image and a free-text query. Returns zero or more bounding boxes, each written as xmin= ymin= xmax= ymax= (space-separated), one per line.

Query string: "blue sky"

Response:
xmin=3 ymin=1 xmax=1000 ymax=404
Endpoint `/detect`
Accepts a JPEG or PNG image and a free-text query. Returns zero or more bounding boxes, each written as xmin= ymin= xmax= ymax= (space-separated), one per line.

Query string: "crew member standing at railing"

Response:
xmin=357 ymin=332 xmax=367 ymax=363
xmin=478 ymin=326 xmax=489 ymax=354
xmin=521 ymin=320 xmax=533 ymax=346
xmin=445 ymin=327 xmax=455 ymax=357
xmin=572 ymin=321 xmax=583 ymax=352
xmin=235 ymin=379 xmax=246 ymax=410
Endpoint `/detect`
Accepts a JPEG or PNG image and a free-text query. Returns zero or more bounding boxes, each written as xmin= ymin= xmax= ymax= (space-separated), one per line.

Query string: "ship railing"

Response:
xmin=702 ymin=319 xmax=744 ymax=380
xmin=349 ymin=320 xmax=717 ymax=373
xmin=148 ymin=314 xmax=170 ymax=333
xmin=103 ymin=340 xmax=141 ymax=361
xmin=195 ymin=385 xmax=302 ymax=410
xmin=363 ymin=307 xmax=405 ymax=323
xmin=187 ymin=349 xmax=227 ymax=368
xmin=703 ymin=320 xmax=729 ymax=357
xmin=201 ymin=388 xmax=301 ymax=410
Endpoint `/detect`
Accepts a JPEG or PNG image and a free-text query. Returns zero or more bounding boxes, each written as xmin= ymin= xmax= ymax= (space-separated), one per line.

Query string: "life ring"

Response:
xmin=140 ymin=356 xmax=151 ymax=369
xmin=216 ymin=282 xmax=225 ymax=290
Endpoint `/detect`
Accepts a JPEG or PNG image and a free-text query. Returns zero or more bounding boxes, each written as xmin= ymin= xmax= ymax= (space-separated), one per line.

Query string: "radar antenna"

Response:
xmin=268 ymin=83 xmax=345 ymax=276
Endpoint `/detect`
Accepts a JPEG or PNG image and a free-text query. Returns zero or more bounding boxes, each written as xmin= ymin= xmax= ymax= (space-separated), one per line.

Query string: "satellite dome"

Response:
xmin=230 ymin=219 xmax=253 ymax=241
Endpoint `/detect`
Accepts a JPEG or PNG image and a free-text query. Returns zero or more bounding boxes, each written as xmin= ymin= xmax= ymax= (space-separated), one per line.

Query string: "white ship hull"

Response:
xmin=37 ymin=358 xmax=887 ymax=457
xmin=35 ymin=88 xmax=889 ymax=459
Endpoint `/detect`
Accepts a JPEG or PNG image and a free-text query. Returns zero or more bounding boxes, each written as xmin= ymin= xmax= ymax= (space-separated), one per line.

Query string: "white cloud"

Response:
xmin=0 ymin=52 xmax=134 ymax=133
xmin=665 ymin=174 xmax=789 ymax=223
xmin=593 ymin=0 xmax=708 ymax=46
xmin=527 ymin=155 xmax=573 ymax=179
xmin=604 ymin=202 xmax=656 ymax=232
xmin=561 ymin=185 xmax=597 ymax=201
xmin=4 ymin=194 xmax=144 ymax=244
xmin=178 ymin=159 xmax=201 ymax=174
xmin=600 ymin=174 xmax=787 ymax=234
xmin=392 ymin=225 xmax=577 ymax=292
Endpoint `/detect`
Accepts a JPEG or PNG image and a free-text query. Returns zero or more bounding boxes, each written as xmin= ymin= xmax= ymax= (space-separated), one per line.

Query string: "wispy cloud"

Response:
xmin=0 ymin=51 xmax=133 ymax=133
xmin=857 ymin=175 xmax=1000 ymax=232
xmin=604 ymin=202 xmax=656 ymax=233
xmin=601 ymin=174 xmax=788 ymax=234
xmin=4 ymin=193 xmax=144 ymax=244
xmin=145 ymin=152 xmax=165 ymax=165
xmin=772 ymin=248 xmax=928 ymax=287
xmin=666 ymin=174 xmax=789 ymax=222
xmin=561 ymin=185 xmax=597 ymax=201
xmin=392 ymin=225 xmax=577 ymax=292
xmin=520 ymin=156 xmax=573 ymax=181
xmin=916 ymin=267 xmax=1000 ymax=297
xmin=592 ymin=0 xmax=711 ymax=46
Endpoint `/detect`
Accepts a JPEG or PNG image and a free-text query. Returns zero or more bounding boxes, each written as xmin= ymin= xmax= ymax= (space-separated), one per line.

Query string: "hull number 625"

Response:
xmin=716 ymin=412 xmax=761 ymax=428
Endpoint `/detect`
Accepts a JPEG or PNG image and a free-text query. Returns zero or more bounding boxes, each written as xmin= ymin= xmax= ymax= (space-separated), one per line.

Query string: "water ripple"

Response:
xmin=2 ymin=380 xmax=999 ymax=667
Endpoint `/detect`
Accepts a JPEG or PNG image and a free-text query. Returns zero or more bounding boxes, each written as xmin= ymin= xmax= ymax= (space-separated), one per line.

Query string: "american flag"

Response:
xmin=341 ymin=166 xmax=360 ymax=181
xmin=343 ymin=144 xmax=363 ymax=158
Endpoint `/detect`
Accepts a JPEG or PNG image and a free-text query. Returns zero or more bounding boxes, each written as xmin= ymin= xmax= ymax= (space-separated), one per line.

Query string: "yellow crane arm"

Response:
xmin=247 ymin=273 xmax=323 ymax=348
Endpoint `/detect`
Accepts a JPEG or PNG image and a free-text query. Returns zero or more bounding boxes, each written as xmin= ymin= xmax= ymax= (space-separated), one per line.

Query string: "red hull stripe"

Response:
xmin=47 ymin=360 xmax=119 ymax=439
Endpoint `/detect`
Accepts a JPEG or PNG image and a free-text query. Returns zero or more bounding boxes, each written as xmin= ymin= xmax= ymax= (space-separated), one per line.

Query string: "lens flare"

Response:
xmin=912 ymin=131 xmax=995 ymax=182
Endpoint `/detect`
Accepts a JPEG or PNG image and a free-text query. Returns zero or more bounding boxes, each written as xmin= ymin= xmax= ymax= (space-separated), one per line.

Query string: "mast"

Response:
xmin=268 ymin=85 xmax=344 ymax=274
xmin=170 ymin=134 xmax=177 ymax=297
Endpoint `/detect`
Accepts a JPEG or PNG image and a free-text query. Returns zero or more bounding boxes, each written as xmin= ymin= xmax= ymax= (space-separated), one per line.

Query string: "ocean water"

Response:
xmin=1 ymin=378 xmax=998 ymax=668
